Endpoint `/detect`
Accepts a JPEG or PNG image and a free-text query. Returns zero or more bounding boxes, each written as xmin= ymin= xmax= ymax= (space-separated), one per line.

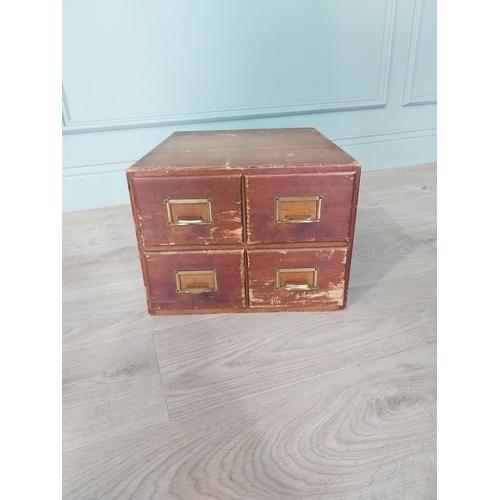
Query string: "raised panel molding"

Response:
xmin=63 ymin=158 xmax=137 ymax=178
xmin=403 ymin=0 xmax=437 ymax=107
xmin=62 ymin=0 xmax=395 ymax=135
xmin=62 ymin=87 xmax=71 ymax=127
xmin=62 ymin=127 xmax=436 ymax=178
xmin=335 ymin=127 xmax=436 ymax=148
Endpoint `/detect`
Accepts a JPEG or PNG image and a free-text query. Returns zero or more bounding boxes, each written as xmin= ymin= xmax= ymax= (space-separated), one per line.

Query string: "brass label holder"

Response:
xmin=174 ymin=270 xmax=218 ymax=294
xmin=165 ymin=198 xmax=214 ymax=225
xmin=275 ymin=267 xmax=319 ymax=291
xmin=274 ymin=196 xmax=323 ymax=223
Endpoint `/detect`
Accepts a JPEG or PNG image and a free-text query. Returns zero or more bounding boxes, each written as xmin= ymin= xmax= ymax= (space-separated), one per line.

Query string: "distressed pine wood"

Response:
xmin=145 ymin=250 xmax=246 ymax=313
xmin=247 ymin=247 xmax=348 ymax=309
xmin=245 ymin=172 xmax=356 ymax=244
xmin=131 ymin=175 xmax=243 ymax=247
xmin=127 ymin=127 xmax=359 ymax=170
xmin=127 ymin=128 xmax=361 ymax=315
xmin=63 ymin=343 xmax=436 ymax=500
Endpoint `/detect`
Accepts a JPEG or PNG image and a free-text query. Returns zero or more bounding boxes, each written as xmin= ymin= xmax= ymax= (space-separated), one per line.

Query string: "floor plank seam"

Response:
xmin=169 ymin=339 xmax=437 ymax=421
xmin=62 ymin=243 xmax=140 ymax=260
xmin=152 ymin=331 xmax=172 ymax=420
xmin=61 ymin=340 xmax=437 ymax=455
xmin=62 ymin=330 xmax=156 ymax=354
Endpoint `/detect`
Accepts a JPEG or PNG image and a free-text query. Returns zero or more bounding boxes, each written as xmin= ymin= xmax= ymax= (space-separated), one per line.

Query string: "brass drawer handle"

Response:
xmin=275 ymin=196 xmax=323 ymax=223
xmin=284 ymin=215 xmax=312 ymax=221
xmin=284 ymin=282 xmax=310 ymax=290
xmin=165 ymin=198 xmax=214 ymax=226
xmin=174 ymin=270 xmax=218 ymax=293
xmin=275 ymin=267 xmax=318 ymax=291
xmin=185 ymin=286 xmax=210 ymax=294
xmin=177 ymin=216 xmax=204 ymax=225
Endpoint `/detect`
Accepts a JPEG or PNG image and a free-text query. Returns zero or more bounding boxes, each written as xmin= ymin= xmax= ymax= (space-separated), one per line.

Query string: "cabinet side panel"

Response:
xmin=343 ymin=165 xmax=361 ymax=306
xmin=127 ymin=171 xmax=153 ymax=313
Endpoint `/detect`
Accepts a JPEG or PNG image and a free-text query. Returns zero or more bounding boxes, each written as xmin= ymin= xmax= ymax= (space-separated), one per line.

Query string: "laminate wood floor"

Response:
xmin=62 ymin=163 xmax=437 ymax=499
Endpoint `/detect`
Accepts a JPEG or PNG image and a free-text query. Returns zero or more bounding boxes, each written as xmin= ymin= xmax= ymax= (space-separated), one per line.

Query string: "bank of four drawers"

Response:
xmin=129 ymin=171 xmax=356 ymax=312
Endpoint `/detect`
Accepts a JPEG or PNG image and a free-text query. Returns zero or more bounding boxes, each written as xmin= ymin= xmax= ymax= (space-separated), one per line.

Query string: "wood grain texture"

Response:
xmin=62 ymin=245 xmax=142 ymax=298
xmin=357 ymin=162 xmax=436 ymax=209
xmin=131 ymin=175 xmax=243 ymax=247
xmin=145 ymin=250 xmax=246 ymax=312
xmin=63 ymin=343 xmax=436 ymax=500
xmin=154 ymin=269 xmax=435 ymax=419
xmin=245 ymin=172 xmax=356 ymax=244
xmin=62 ymin=280 xmax=200 ymax=351
xmin=350 ymin=196 xmax=436 ymax=288
xmin=128 ymin=128 xmax=359 ymax=170
xmin=62 ymin=334 xmax=169 ymax=451
xmin=247 ymin=247 xmax=347 ymax=308
xmin=62 ymin=205 xmax=137 ymax=257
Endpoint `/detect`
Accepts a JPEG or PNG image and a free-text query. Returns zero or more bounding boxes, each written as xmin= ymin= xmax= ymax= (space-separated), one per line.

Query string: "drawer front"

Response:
xmin=247 ymin=248 xmax=347 ymax=308
xmin=131 ymin=175 xmax=243 ymax=247
xmin=145 ymin=250 xmax=245 ymax=311
xmin=245 ymin=172 xmax=355 ymax=244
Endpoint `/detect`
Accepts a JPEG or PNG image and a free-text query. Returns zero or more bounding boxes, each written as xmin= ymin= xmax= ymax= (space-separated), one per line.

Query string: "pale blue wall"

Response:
xmin=62 ymin=0 xmax=436 ymax=212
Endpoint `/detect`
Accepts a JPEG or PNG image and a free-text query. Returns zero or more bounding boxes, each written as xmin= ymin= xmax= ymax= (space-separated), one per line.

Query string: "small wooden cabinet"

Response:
xmin=127 ymin=128 xmax=361 ymax=315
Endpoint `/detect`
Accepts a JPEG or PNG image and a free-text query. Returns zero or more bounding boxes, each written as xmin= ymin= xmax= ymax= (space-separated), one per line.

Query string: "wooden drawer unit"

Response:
xmin=127 ymin=128 xmax=361 ymax=314
xmin=144 ymin=250 xmax=246 ymax=313
xmin=247 ymin=248 xmax=348 ymax=309
xmin=245 ymin=172 xmax=355 ymax=244
xmin=130 ymin=175 xmax=243 ymax=248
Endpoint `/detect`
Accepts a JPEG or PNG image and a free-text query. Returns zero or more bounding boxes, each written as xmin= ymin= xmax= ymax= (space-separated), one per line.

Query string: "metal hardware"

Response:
xmin=285 ymin=215 xmax=312 ymax=221
xmin=275 ymin=267 xmax=318 ymax=291
xmin=185 ymin=286 xmax=210 ymax=294
xmin=275 ymin=196 xmax=323 ymax=223
xmin=177 ymin=216 xmax=204 ymax=224
xmin=165 ymin=198 xmax=214 ymax=225
xmin=284 ymin=282 xmax=310 ymax=290
xmin=174 ymin=270 xmax=218 ymax=293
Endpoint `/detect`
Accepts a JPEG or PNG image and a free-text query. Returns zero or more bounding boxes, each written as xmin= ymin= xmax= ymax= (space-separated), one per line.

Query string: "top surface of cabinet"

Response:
xmin=127 ymin=128 xmax=360 ymax=171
